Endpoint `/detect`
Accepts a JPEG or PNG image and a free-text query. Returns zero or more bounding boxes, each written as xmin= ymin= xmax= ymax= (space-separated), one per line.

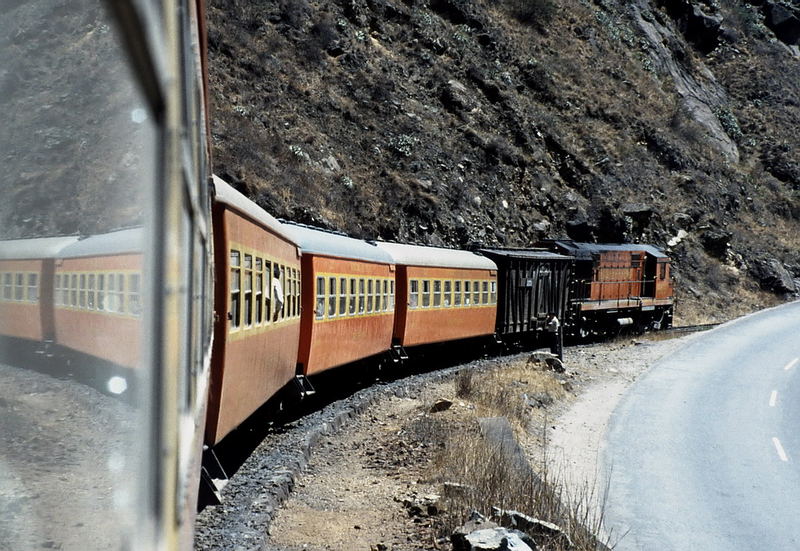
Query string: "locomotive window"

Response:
xmin=349 ymin=278 xmax=356 ymax=315
xmin=243 ymin=256 xmax=253 ymax=327
xmin=382 ymin=280 xmax=388 ymax=311
xmin=491 ymin=281 xmax=497 ymax=304
xmin=464 ymin=281 xmax=471 ymax=305
xmin=255 ymin=263 xmax=263 ymax=324
xmin=367 ymin=279 xmax=374 ymax=313
xmin=473 ymin=280 xmax=480 ymax=305
xmin=27 ymin=273 xmax=39 ymax=303
xmin=128 ymin=274 xmax=141 ymax=317
xmin=422 ymin=280 xmax=430 ymax=308
xmin=482 ymin=281 xmax=489 ymax=304
xmin=454 ymin=280 xmax=462 ymax=306
xmin=409 ymin=280 xmax=419 ymax=308
xmin=328 ymin=277 xmax=337 ymax=317
xmin=15 ymin=273 xmax=25 ymax=302
xmin=390 ymin=281 xmax=395 ymax=310
xmin=339 ymin=278 xmax=347 ymax=315
xmin=87 ymin=275 xmax=95 ymax=309
xmin=359 ymin=279 xmax=365 ymax=314
xmin=433 ymin=280 xmax=441 ymax=307
xmin=444 ymin=281 xmax=452 ymax=307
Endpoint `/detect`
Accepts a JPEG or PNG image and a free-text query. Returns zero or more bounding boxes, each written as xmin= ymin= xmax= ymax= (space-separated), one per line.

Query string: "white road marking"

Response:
xmin=784 ymin=358 xmax=799 ymax=371
xmin=770 ymin=390 xmax=778 ymax=407
xmin=773 ymin=437 xmax=789 ymax=462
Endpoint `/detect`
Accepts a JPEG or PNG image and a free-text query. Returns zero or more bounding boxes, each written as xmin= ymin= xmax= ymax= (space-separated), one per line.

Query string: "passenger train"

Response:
xmin=0 ymin=0 xmax=673 ymax=549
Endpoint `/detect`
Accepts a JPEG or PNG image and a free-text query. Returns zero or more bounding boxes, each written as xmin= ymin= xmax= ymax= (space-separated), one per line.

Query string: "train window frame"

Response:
xmin=349 ymin=278 xmax=356 ymax=315
xmin=339 ymin=277 xmax=347 ymax=315
xmin=230 ymin=250 xmax=241 ymax=329
xmin=128 ymin=274 xmax=142 ymax=317
xmin=433 ymin=280 xmax=441 ymax=307
xmin=264 ymin=260 xmax=272 ymax=323
xmin=27 ymin=273 xmax=39 ymax=303
xmin=328 ymin=276 xmax=337 ymax=317
xmin=409 ymin=279 xmax=419 ymax=309
xmin=254 ymin=259 xmax=263 ymax=325
xmin=382 ymin=279 xmax=388 ymax=311
xmin=422 ymin=280 xmax=431 ymax=308
xmin=443 ymin=280 xmax=452 ymax=307
xmin=491 ymin=281 xmax=497 ymax=304
xmin=16 ymin=273 xmax=26 ymax=302
xmin=71 ymin=274 xmax=78 ymax=308
xmin=482 ymin=281 xmax=489 ymax=304
xmin=279 ymin=266 xmax=286 ymax=320
xmin=464 ymin=280 xmax=471 ymax=305
xmin=473 ymin=280 xmax=480 ymax=305
xmin=390 ymin=280 xmax=395 ymax=310
xmin=316 ymin=276 xmax=325 ymax=320
xmin=87 ymin=274 xmax=95 ymax=309
xmin=96 ymin=273 xmax=105 ymax=311
xmin=367 ymin=279 xmax=374 ymax=313
xmin=358 ymin=278 xmax=365 ymax=314
xmin=243 ymin=255 xmax=253 ymax=327
xmin=454 ymin=280 xmax=462 ymax=306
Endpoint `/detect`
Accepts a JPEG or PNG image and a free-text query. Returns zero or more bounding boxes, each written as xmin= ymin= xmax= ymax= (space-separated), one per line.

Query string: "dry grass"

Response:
xmin=424 ymin=361 xmax=609 ymax=550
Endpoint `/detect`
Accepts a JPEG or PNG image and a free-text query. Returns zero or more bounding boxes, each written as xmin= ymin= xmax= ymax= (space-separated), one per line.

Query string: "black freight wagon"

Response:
xmin=479 ymin=249 xmax=573 ymax=346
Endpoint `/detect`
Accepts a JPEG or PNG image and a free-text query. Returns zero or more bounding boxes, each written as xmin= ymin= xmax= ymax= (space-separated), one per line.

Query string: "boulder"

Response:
xmin=493 ymin=509 xmax=574 ymax=549
xmin=764 ymin=1 xmax=800 ymax=45
xmin=751 ymin=258 xmax=796 ymax=294
xmin=441 ymin=79 xmax=478 ymax=114
xmin=430 ymin=398 xmax=454 ymax=413
xmin=451 ymin=527 xmax=535 ymax=551
xmin=700 ymin=229 xmax=731 ymax=258
xmin=527 ymin=352 xmax=565 ymax=373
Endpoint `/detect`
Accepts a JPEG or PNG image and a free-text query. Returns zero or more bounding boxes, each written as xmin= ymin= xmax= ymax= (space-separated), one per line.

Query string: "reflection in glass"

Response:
xmin=0 ymin=1 xmax=153 ymax=549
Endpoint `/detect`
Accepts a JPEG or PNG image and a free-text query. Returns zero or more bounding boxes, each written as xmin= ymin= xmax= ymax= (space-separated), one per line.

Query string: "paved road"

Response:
xmin=602 ymin=301 xmax=800 ymax=550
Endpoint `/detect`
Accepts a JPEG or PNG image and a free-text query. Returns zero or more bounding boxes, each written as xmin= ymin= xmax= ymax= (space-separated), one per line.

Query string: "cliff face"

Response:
xmin=207 ymin=0 xmax=800 ymax=322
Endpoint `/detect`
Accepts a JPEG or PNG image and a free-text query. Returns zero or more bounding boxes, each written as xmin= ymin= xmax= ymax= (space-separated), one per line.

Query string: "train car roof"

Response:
xmin=0 ymin=236 xmax=81 ymax=260
xmin=480 ymin=248 xmax=573 ymax=261
xmin=546 ymin=240 xmax=669 ymax=259
xmin=58 ymin=227 xmax=143 ymax=258
xmin=376 ymin=242 xmax=497 ymax=270
xmin=212 ymin=175 xmax=295 ymax=242
xmin=284 ymin=223 xmax=394 ymax=264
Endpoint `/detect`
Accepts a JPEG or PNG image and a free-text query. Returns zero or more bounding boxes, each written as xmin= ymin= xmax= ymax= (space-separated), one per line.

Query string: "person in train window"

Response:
xmin=272 ymin=265 xmax=284 ymax=322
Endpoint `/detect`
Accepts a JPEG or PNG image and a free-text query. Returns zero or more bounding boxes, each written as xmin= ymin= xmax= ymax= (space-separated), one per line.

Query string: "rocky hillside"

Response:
xmin=207 ymin=0 xmax=800 ymax=322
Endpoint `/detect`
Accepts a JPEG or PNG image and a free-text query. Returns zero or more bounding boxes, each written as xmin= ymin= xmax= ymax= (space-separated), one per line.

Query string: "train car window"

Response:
xmin=87 ymin=275 xmax=95 ymax=309
xmin=422 ymin=280 xmax=431 ymax=308
xmin=382 ymin=280 xmax=388 ymax=311
xmin=243 ymin=255 xmax=253 ymax=327
xmin=97 ymin=274 xmax=105 ymax=311
xmin=280 ymin=266 xmax=287 ymax=319
xmin=454 ymin=281 xmax=462 ymax=306
xmin=2 ymin=273 xmax=10 ymax=300
xmin=433 ymin=280 xmax=441 ymax=307
xmin=128 ymin=274 xmax=141 ymax=317
xmin=358 ymin=279 xmax=365 ymax=314
xmin=15 ymin=273 xmax=25 ymax=302
xmin=255 ymin=261 xmax=263 ymax=324
xmin=390 ymin=281 xmax=395 ymax=310
xmin=367 ymin=279 xmax=374 ymax=313
xmin=464 ymin=281 xmax=471 ymax=305
xmin=409 ymin=280 xmax=419 ymax=308
xmin=27 ymin=273 xmax=39 ymax=303
xmin=316 ymin=276 xmax=325 ymax=320
xmin=491 ymin=281 xmax=497 ymax=304
xmin=482 ymin=281 xmax=489 ymax=304
xmin=444 ymin=281 xmax=452 ymax=307
xmin=473 ymin=280 xmax=481 ymax=305
xmin=328 ymin=277 xmax=337 ymax=317
xmin=264 ymin=260 xmax=272 ymax=322
xmin=230 ymin=251 xmax=241 ymax=329
xmin=339 ymin=278 xmax=347 ymax=315
xmin=71 ymin=274 xmax=78 ymax=308
xmin=53 ymin=274 xmax=61 ymax=305
xmin=349 ymin=278 xmax=356 ymax=315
